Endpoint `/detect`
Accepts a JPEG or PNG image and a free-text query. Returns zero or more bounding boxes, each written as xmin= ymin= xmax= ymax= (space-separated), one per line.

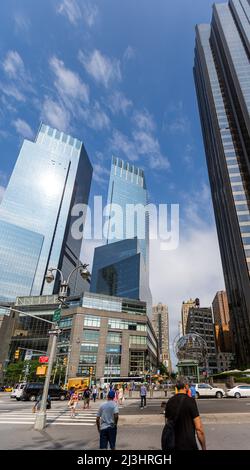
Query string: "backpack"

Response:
xmin=161 ymin=419 xmax=175 ymax=451
xmin=161 ymin=395 xmax=186 ymax=451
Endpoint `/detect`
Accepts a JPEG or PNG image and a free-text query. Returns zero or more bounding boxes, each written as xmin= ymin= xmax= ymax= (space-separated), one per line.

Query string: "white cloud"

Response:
xmin=150 ymin=184 xmax=224 ymax=368
xmin=81 ymin=101 xmax=110 ymax=131
xmin=0 ymin=83 xmax=25 ymax=102
xmin=12 ymin=118 xmax=34 ymax=139
xmin=2 ymin=51 xmax=25 ymax=79
xmin=132 ymin=109 xmax=156 ymax=132
xmin=92 ymin=162 xmax=110 ymax=186
xmin=57 ymin=0 xmax=98 ymax=27
xmin=108 ymin=91 xmax=132 ymax=115
xmin=79 ymin=49 xmax=121 ymax=88
xmin=110 ymin=111 xmax=170 ymax=170
xmin=164 ymin=101 xmax=191 ymax=134
xmin=42 ymin=97 xmax=70 ymax=131
xmin=150 ymin=227 xmax=224 ymax=367
xmin=110 ymin=130 xmax=139 ymax=162
xmin=82 ymin=2 xmax=99 ymax=27
xmin=49 ymin=56 xmax=89 ymax=104
xmin=123 ymin=46 xmax=136 ymax=61
xmin=13 ymin=12 xmax=30 ymax=32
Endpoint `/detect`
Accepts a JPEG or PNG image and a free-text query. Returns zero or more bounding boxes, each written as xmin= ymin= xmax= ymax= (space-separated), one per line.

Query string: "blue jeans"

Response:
xmin=100 ymin=426 xmax=117 ymax=449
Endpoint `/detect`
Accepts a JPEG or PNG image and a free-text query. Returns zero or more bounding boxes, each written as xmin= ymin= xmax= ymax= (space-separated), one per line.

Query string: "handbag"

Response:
xmin=161 ymin=395 xmax=186 ymax=451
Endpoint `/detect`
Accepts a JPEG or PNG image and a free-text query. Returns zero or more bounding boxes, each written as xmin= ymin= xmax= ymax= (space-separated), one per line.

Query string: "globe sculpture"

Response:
xmin=175 ymin=333 xmax=208 ymax=363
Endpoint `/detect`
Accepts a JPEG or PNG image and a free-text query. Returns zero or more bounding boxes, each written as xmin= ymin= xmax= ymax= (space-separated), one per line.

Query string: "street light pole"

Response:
xmin=34 ymin=263 xmax=91 ymax=431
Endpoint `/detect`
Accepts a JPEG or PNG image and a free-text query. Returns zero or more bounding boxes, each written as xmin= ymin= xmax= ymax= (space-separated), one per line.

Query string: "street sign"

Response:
xmin=39 ymin=356 xmax=49 ymax=364
xmin=24 ymin=349 xmax=33 ymax=361
xmin=53 ymin=308 xmax=61 ymax=322
xmin=36 ymin=366 xmax=47 ymax=375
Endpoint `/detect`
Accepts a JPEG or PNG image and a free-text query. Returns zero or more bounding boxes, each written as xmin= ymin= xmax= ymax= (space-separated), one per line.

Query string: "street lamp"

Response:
xmin=34 ymin=263 xmax=91 ymax=431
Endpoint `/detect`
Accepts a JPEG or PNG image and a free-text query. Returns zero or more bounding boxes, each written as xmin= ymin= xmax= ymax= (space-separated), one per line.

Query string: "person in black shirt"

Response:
xmin=165 ymin=377 xmax=206 ymax=450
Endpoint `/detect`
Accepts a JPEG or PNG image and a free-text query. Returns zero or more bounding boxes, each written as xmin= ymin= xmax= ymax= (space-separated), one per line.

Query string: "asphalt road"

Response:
xmin=1 ymin=393 xmax=250 ymax=414
xmin=118 ymin=397 xmax=250 ymax=415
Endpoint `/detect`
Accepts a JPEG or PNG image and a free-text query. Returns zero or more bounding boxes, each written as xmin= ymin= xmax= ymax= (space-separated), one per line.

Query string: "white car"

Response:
xmin=10 ymin=382 xmax=26 ymax=399
xmin=195 ymin=383 xmax=225 ymax=398
xmin=226 ymin=385 xmax=250 ymax=398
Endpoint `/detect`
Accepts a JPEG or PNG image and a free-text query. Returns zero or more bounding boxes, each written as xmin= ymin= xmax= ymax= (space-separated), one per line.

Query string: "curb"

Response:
xmin=119 ymin=413 xmax=250 ymax=426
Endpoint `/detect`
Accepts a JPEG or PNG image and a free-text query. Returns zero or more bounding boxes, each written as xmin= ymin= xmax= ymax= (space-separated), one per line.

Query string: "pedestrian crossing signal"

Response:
xmin=63 ymin=357 xmax=67 ymax=366
xmin=14 ymin=349 xmax=20 ymax=360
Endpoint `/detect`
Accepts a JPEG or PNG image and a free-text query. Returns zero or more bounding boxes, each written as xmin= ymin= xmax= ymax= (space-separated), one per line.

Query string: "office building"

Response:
xmin=212 ymin=291 xmax=233 ymax=352
xmin=0 ymin=124 xmax=92 ymax=303
xmin=91 ymin=157 xmax=152 ymax=313
xmin=194 ymin=0 xmax=250 ymax=366
xmin=152 ymin=303 xmax=171 ymax=372
xmin=2 ymin=292 xmax=158 ymax=381
xmin=186 ymin=307 xmax=218 ymax=374
xmin=181 ymin=299 xmax=196 ymax=336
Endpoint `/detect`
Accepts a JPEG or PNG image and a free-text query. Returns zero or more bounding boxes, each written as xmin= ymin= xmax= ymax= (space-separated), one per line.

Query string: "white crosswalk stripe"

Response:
xmin=0 ymin=407 xmax=99 ymax=426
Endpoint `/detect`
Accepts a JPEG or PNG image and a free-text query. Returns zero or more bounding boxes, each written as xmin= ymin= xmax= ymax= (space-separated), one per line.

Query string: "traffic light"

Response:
xmin=14 ymin=349 xmax=20 ymax=360
xmin=63 ymin=357 xmax=67 ymax=366
xmin=89 ymin=366 xmax=93 ymax=375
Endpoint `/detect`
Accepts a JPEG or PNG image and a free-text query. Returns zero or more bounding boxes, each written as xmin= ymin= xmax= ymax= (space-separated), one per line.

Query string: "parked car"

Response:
xmin=195 ymin=383 xmax=225 ymax=398
xmin=226 ymin=385 xmax=250 ymax=398
xmin=18 ymin=382 xmax=67 ymax=401
xmin=11 ymin=382 xmax=26 ymax=398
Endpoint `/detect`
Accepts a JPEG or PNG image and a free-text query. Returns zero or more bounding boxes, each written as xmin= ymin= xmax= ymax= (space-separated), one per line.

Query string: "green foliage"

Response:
xmin=4 ymin=359 xmax=43 ymax=384
xmin=159 ymin=363 xmax=168 ymax=375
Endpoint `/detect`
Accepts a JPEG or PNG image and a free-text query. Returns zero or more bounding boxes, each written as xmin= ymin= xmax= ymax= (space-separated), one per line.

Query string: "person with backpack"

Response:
xmin=162 ymin=377 xmax=206 ymax=451
xmin=83 ymin=387 xmax=91 ymax=409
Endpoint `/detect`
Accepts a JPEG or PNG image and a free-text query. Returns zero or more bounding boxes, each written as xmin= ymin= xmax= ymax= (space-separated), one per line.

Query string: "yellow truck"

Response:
xmin=67 ymin=377 xmax=89 ymax=392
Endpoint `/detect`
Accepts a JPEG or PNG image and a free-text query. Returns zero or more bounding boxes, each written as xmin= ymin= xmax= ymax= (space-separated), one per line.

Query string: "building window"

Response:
xmin=83 ymin=330 xmax=100 ymax=342
xmin=59 ymin=317 xmax=72 ymax=329
xmin=80 ymin=343 xmax=98 ymax=353
xmin=129 ymin=335 xmax=147 ymax=346
xmin=84 ymin=315 xmax=101 ymax=328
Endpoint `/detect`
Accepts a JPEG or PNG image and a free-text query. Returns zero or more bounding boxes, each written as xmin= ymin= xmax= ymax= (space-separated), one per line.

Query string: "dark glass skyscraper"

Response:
xmin=194 ymin=0 xmax=250 ymax=366
xmin=91 ymin=157 xmax=152 ymax=313
xmin=0 ymin=124 xmax=92 ymax=302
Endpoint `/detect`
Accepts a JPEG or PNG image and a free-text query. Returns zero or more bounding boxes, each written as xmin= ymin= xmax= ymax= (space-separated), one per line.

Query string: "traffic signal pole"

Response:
xmin=34 ymin=325 xmax=60 ymax=430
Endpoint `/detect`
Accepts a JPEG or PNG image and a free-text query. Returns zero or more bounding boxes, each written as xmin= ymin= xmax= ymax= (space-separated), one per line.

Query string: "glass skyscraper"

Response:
xmin=91 ymin=157 xmax=152 ymax=314
xmin=0 ymin=124 xmax=92 ymax=303
xmin=194 ymin=0 xmax=250 ymax=366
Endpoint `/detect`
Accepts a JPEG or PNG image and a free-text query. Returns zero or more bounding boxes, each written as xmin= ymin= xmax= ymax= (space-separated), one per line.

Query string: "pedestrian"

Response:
xmin=32 ymin=394 xmax=42 ymax=413
xmin=140 ymin=383 xmax=147 ymax=409
xmin=96 ymin=389 xmax=119 ymax=450
xmin=185 ymin=382 xmax=192 ymax=397
xmin=83 ymin=387 xmax=91 ymax=409
xmin=118 ymin=386 xmax=124 ymax=406
xmin=162 ymin=377 xmax=206 ymax=451
xmin=92 ymin=385 xmax=98 ymax=402
xmin=68 ymin=391 xmax=78 ymax=418
xmin=190 ymin=383 xmax=196 ymax=398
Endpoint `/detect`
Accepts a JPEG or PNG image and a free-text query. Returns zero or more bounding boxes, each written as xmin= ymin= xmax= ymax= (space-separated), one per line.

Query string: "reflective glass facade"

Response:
xmin=194 ymin=0 xmax=250 ymax=366
xmin=0 ymin=124 xmax=92 ymax=302
xmin=91 ymin=157 xmax=152 ymax=313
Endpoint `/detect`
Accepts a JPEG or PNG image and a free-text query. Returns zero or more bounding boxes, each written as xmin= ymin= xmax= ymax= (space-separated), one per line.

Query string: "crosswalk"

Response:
xmin=0 ymin=405 xmax=100 ymax=427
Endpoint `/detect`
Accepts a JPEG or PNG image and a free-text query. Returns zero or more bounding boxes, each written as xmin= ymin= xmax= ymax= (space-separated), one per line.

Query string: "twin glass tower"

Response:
xmin=0 ymin=124 xmax=92 ymax=302
xmin=90 ymin=156 xmax=152 ymax=314
xmin=0 ymin=126 xmax=152 ymax=315
xmin=194 ymin=0 xmax=250 ymax=366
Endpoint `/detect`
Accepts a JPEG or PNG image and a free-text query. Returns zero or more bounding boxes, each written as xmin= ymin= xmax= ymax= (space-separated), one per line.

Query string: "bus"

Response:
xmin=99 ymin=376 xmax=144 ymax=387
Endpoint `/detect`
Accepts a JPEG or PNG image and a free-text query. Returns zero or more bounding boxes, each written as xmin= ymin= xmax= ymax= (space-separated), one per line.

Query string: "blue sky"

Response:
xmin=0 ymin=0 xmax=227 ymax=365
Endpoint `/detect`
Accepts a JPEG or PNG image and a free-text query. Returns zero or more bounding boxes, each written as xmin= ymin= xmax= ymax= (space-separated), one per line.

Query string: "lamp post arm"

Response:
xmin=49 ymin=268 xmax=64 ymax=284
xmin=66 ymin=263 xmax=89 ymax=285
